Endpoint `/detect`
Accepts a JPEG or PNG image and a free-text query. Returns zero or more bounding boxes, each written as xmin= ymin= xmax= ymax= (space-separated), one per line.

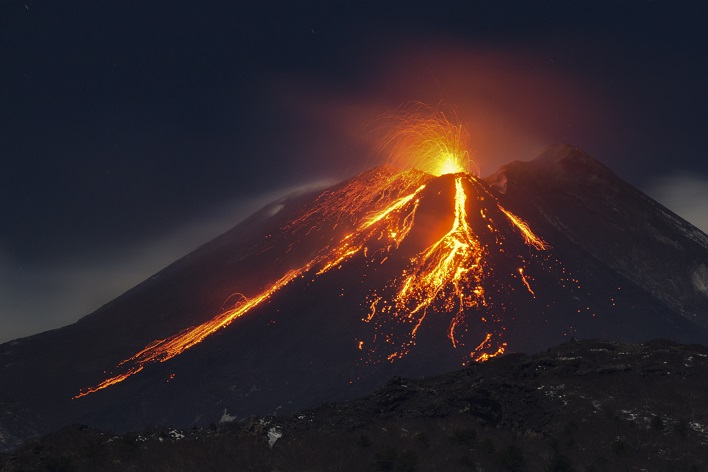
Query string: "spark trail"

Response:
xmin=379 ymin=104 xmax=478 ymax=177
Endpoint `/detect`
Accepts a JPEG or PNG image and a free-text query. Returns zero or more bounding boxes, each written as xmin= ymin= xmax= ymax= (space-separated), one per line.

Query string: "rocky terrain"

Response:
xmin=3 ymin=339 xmax=707 ymax=471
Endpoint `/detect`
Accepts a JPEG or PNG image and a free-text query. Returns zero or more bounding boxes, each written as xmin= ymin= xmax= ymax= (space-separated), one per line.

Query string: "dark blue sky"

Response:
xmin=2 ymin=1 xmax=708 ymax=342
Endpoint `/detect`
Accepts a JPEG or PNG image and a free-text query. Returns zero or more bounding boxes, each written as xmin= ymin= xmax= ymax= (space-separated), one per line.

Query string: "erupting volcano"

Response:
xmin=2 ymin=113 xmax=708 ymax=448
xmin=74 ymin=109 xmax=583 ymax=398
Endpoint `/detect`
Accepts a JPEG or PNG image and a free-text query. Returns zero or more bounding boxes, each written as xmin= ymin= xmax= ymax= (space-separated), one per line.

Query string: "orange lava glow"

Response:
xmin=518 ymin=267 xmax=536 ymax=297
xmin=360 ymin=173 xmax=550 ymax=363
xmin=76 ymin=111 xmax=556 ymax=399
xmin=499 ymin=206 xmax=548 ymax=250
xmin=381 ymin=177 xmax=485 ymax=353
xmin=74 ymin=266 xmax=311 ymax=399
xmin=379 ymin=105 xmax=479 ymax=176
xmin=73 ymin=366 xmax=144 ymax=399
xmin=469 ymin=333 xmax=507 ymax=362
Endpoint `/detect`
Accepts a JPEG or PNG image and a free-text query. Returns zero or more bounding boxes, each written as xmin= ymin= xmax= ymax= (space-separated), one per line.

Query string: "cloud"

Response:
xmin=0 ymin=180 xmax=332 ymax=344
xmin=646 ymin=172 xmax=708 ymax=234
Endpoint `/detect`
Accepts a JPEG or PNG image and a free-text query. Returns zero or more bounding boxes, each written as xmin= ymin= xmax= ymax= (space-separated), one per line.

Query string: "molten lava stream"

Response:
xmin=361 ymin=174 xmax=549 ymax=364
xmin=74 ymin=177 xmax=429 ymax=399
xmin=74 ymin=266 xmax=308 ymax=399
xmin=392 ymin=177 xmax=485 ymax=347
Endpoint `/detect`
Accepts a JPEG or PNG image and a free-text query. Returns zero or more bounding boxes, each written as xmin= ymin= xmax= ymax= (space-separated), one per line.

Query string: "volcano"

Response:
xmin=1 ymin=144 xmax=708 ymax=451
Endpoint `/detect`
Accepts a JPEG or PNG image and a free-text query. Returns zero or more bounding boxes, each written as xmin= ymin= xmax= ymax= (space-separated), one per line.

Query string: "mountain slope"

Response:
xmin=489 ymin=144 xmax=708 ymax=328
xmin=1 ymin=146 xmax=707 ymax=451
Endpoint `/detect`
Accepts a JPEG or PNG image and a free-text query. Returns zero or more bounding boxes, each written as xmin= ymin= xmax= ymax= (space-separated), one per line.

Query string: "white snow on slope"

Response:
xmin=693 ymin=264 xmax=708 ymax=296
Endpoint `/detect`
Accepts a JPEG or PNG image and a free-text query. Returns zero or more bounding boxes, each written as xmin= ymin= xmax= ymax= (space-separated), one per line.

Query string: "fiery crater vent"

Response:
xmin=75 ymin=110 xmax=576 ymax=399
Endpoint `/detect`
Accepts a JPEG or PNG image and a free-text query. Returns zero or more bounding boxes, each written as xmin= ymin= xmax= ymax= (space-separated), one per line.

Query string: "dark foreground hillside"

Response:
xmin=2 ymin=339 xmax=708 ymax=472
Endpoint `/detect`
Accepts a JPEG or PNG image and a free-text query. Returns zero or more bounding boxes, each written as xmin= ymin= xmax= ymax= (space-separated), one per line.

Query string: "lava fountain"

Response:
xmin=378 ymin=104 xmax=479 ymax=176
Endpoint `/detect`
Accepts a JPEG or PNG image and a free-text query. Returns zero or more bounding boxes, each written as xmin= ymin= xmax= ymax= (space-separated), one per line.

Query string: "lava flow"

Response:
xmin=75 ymin=108 xmax=559 ymax=399
xmin=370 ymin=176 xmax=485 ymax=356
xmin=360 ymin=173 xmax=550 ymax=364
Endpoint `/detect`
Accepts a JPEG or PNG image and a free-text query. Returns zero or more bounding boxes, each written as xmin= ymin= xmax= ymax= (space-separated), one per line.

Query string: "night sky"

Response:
xmin=2 ymin=1 xmax=708 ymax=343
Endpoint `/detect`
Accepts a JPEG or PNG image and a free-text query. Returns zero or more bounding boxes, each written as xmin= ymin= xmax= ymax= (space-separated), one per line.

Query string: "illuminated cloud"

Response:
xmin=646 ymin=172 xmax=708 ymax=234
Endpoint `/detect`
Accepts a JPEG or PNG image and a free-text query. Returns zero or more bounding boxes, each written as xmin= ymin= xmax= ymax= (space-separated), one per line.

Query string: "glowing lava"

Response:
xmin=75 ymin=109 xmax=556 ymax=399
xmin=379 ymin=104 xmax=478 ymax=176
xmin=74 ymin=266 xmax=312 ymax=398
xmin=389 ymin=177 xmax=484 ymax=349
xmin=361 ymin=174 xmax=548 ymax=363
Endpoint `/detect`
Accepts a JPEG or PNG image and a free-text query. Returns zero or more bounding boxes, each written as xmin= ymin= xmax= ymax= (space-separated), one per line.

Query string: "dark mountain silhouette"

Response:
xmin=3 ymin=339 xmax=708 ymax=471
xmin=1 ymin=144 xmax=707 ymax=452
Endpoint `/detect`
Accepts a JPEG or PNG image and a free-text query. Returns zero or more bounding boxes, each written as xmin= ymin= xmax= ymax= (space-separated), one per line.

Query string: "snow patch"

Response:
xmin=168 ymin=429 xmax=184 ymax=440
xmin=267 ymin=203 xmax=285 ymax=217
xmin=654 ymin=233 xmax=681 ymax=249
xmin=220 ymin=408 xmax=237 ymax=423
xmin=620 ymin=409 xmax=639 ymax=421
xmin=267 ymin=427 xmax=282 ymax=448
xmin=690 ymin=421 xmax=708 ymax=435
xmin=542 ymin=384 xmax=568 ymax=405
xmin=692 ymin=263 xmax=708 ymax=296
